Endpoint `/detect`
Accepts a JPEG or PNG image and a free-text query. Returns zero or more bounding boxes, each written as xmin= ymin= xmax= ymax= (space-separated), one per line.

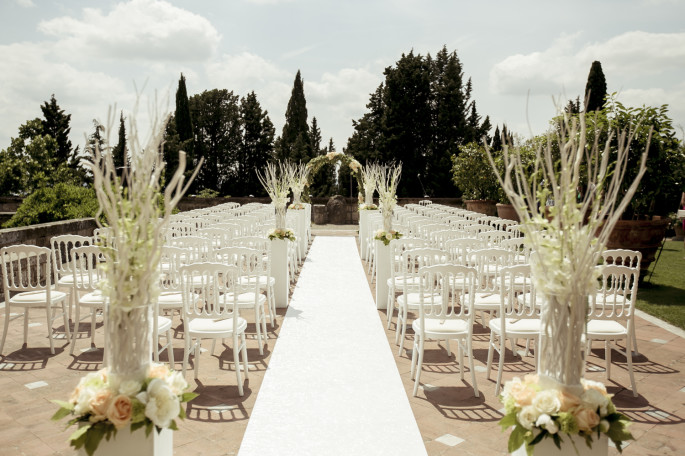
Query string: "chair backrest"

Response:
xmin=168 ymin=222 xmax=196 ymax=238
xmin=498 ymin=264 xmax=537 ymax=319
xmin=51 ymin=234 xmax=93 ymax=277
xmin=500 ymin=237 xmax=531 ymax=265
xmin=602 ymin=249 xmax=641 ymax=269
xmin=430 ymin=229 xmax=461 ymax=250
xmin=160 ymin=246 xmax=190 ymax=292
xmin=462 ymin=224 xmax=490 ymax=236
xmin=1 ymin=245 xmax=54 ymax=294
xmin=399 ymin=247 xmax=447 ymax=293
xmin=71 ymin=245 xmax=106 ymax=293
xmin=167 ymin=235 xmax=208 ymax=263
xmin=470 ymin=247 xmax=512 ymax=292
xmin=214 ymin=247 xmax=263 ymax=293
xmin=589 ymin=265 xmax=639 ymax=321
xmin=445 ymin=238 xmax=483 ymax=265
xmin=231 ymin=236 xmax=269 ymax=253
xmin=179 ymin=262 xmax=239 ymax=321
xmin=417 ymin=264 xmax=477 ymax=321
xmin=198 ymin=227 xmax=233 ymax=249
xmin=478 ymin=229 xmax=513 ymax=247
xmin=214 ymin=223 xmax=242 ymax=238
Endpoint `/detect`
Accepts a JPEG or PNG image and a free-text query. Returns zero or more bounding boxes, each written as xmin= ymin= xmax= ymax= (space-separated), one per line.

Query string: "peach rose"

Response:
xmin=510 ymin=382 xmax=536 ymax=407
xmin=148 ymin=364 xmax=170 ymax=379
xmin=107 ymin=395 xmax=133 ymax=429
xmin=559 ymin=391 xmax=582 ymax=412
xmin=89 ymin=389 xmax=113 ymax=420
xmin=523 ymin=374 xmax=539 ymax=384
xmin=574 ymin=406 xmax=600 ymax=431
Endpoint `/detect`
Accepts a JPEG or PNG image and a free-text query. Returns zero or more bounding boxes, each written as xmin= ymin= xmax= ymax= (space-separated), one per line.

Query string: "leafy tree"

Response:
xmin=275 ymin=70 xmax=312 ymax=162
xmin=112 ymin=111 xmax=127 ymax=170
xmin=585 ymin=61 xmax=607 ymax=112
xmin=345 ymin=83 xmax=387 ymax=163
xmin=3 ymin=183 xmax=98 ymax=228
xmin=189 ymin=89 xmax=241 ymax=194
xmin=565 ymin=97 xmax=581 ymax=114
xmin=310 ymin=136 xmax=337 ymax=197
xmin=491 ymin=125 xmax=502 ymax=151
xmin=237 ymin=91 xmax=275 ymax=196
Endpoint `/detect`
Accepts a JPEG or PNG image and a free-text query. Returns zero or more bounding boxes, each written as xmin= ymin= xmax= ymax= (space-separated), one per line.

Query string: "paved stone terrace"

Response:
xmin=0 ymin=224 xmax=683 ymax=455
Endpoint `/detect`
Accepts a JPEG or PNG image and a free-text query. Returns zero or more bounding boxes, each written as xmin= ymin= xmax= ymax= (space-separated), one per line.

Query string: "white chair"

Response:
xmin=395 ymin=247 xmax=448 ymax=355
xmin=410 ymin=264 xmax=479 ymax=397
xmin=50 ymin=234 xmax=93 ymax=321
xmin=385 ymin=238 xmax=429 ymax=329
xmin=180 ymin=263 xmax=249 ymax=395
xmin=601 ymin=249 xmax=642 ymax=354
xmin=232 ymin=236 xmax=276 ymax=326
xmin=586 ymin=264 xmax=639 ymax=397
xmin=69 ymin=245 xmax=106 ymax=355
xmin=215 ymin=247 xmax=268 ymax=355
xmin=0 ymin=245 xmax=70 ymax=355
xmin=470 ymin=247 xmax=512 ymax=326
xmin=486 ymin=264 xmax=540 ymax=395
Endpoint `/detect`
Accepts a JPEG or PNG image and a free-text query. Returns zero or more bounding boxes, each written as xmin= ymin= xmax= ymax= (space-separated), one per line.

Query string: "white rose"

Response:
xmin=582 ymin=388 xmax=608 ymax=415
xmin=600 ymin=419 xmax=610 ymax=433
xmin=535 ymin=413 xmax=558 ymax=434
xmin=144 ymin=378 xmax=180 ymax=428
xmin=118 ymin=380 xmax=142 ymax=397
xmin=517 ymin=405 xmax=539 ymax=430
xmin=166 ymin=371 xmax=188 ymax=395
xmin=385 ymin=232 xmax=392 ymax=240
xmin=502 ymin=377 xmax=522 ymax=402
xmin=532 ymin=389 xmax=561 ymax=415
xmin=74 ymin=387 xmax=97 ymax=415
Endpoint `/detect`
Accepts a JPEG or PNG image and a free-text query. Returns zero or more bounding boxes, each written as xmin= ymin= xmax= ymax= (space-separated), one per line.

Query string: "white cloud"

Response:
xmin=38 ymin=0 xmax=221 ymax=62
xmin=490 ymin=31 xmax=685 ymax=96
xmin=15 ymin=0 xmax=35 ymax=7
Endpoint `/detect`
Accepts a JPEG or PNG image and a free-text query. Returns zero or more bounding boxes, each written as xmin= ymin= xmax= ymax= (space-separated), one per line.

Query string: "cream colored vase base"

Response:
xmin=512 ymin=434 xmax=607 ymax=456
xmin=77 ymin=426 xmax=173 ymax=456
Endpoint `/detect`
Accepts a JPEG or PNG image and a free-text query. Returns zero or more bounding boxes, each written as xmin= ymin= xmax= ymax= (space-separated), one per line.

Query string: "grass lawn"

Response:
xmin=636 ymin=239 xmax=685 ymax=330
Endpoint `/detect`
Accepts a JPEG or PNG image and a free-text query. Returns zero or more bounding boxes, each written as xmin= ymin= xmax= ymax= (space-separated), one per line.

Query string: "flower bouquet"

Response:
xmin=377 ymin=164 xmax=401 ymax=232
xmin=257 ymin=163 xmax=291 ymax=229
xmin=289 ymin=203 xmax=305 ymax=210
xmin=359 ymin=203 xmax=378 ymax=211
xmin=268 ymin=227 xmax=296 ymax=242
xmin=52 ymin=364 xmax=197 ymax=455
xmin=374 ymin=229 xmax=402 ymax=246
xmin=500 ymin=375 xmax=632 ymax=455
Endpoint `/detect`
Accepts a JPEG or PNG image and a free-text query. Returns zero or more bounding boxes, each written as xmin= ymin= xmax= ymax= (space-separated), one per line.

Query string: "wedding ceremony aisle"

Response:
xmin=239 ymin=236 xmax=427 ymax=455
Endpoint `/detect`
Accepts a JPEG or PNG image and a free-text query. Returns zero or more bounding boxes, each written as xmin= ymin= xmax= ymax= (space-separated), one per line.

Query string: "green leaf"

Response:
xmin=181 ymin=392 xmax=199 ymax=402
xmin=178 ymin=405 xmax=187 ymax=420
xmin=169 ymin=420 xmax=179 ymax=431
xmin=51 ymin=406 xmax=73 ymax=421
xmin=529 ymin=430 xmax=546 ymax=446
xmin=84 ymin=425 xmax=106 ymax=456
xmin=498 ymin=413 xmax=517 ymax=430
xmin=508 ymin=426 xmax=525 ymax=454
xmin=130 ymin=420 xmax=146 ymax=433
xmin=69 ymin=424 xmax=90 ymax=451
xmin=145 ymin=421 xmax=153 ymax=437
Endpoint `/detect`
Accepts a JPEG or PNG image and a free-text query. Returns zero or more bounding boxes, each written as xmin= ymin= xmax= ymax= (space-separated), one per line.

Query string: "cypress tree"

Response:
xmin=276 ymin=70 xmax=311 ymax=162
xmin=239 ymin=91 xmax=275 ymax=196
xmin=176 ymin=74 xmax=193 ymax=142
xmin=112 ymin=111 xmax=127 ymax=170
xmin=491 ymin=125 xmax=502 ymax=151
xmin=584 ymin=61 xmax=607 ymax=112
xmin=40 ymin=94 xmax=73 ymax=164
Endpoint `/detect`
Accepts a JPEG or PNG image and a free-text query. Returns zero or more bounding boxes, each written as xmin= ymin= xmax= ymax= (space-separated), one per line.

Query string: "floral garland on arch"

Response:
xmin=305 ymin=151 xmax=363 ymax=199
xmin=487 ymin=107 xmax=648 ymax=453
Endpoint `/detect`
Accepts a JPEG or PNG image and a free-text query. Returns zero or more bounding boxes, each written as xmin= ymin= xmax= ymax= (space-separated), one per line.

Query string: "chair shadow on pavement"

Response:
xmin=185 ymin=380 xmax=251 ymax=423
xmin=0 ymin=346 xmax=59 ymax=370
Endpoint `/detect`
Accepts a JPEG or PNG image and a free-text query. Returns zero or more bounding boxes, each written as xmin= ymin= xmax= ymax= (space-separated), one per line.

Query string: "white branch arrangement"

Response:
xmin=486 ymin=109 xmax=648 ymax=390
xmin=377 ymin=164 xmax=402 ymax=232
xmin=360 ymin=162 xmax=381 ymax=207
xmin=257 ymin=162 xmax=292 ymax=229
xmin=285 ymin=161 xmax=310 ymax=205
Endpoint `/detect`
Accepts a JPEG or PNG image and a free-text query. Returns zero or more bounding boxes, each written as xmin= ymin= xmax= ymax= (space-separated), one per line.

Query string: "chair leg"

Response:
xmin=24 ymin=307 xmax=29 ymax=346
xmin=70 ymin=305 xmax=81 ymax=355
xmin=495 ymin=336 xmax=506 ymax=397
xmin=468 ymin=337 xmax=479 ymax=398
xmin=46 ymin=304 xmax=55 ymax=355
xmin=0 ymin=308 xmax=10 ymax=354
xmin=386 ymin=286 xmax=394 ymax=329
xmin=625 ymin=335 xmax=638 ymax=397
xmin=90 ymin=308 xmax=97 ymax=348
xmin=166 ymin=329 xmax=174 ymax=367
xmin=412 ymin=337 xmax=425 ymax=397
xmin=605 ymin=340 xmax=612 ymax=380
xmin=445 ymin=338 xmax=451 ymax=357
xmin=486 ymin=332 xmax=495 ymax=379
xmin=182 ymin=336 xmax=190 ymax=377
xmin=194 ymin=339 xmax=201 ymax=379
xmin=241 ymin=333 xmax=249 ymax=380
xmin=61 ymin=301 xmax=71 ymax=340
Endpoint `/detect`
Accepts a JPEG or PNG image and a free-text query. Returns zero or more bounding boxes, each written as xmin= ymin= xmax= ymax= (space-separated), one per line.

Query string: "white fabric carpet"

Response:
xmin=239 ymin=236 xmax=426 ymax=456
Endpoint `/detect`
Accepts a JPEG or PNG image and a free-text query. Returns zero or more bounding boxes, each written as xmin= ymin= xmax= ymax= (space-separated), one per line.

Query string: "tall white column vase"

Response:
xmin=77 ymin=427 xmax=173 ymax=456
xmin=359 ymin=210 xmax=370 ymax=259
xmin=375 ymin=239 xmax=391 ymax=309
xmin=512 ymin=434 xmax=607 ymax=456
xmin=271 ymin=238 xmax=289 ymax=308
xmin=293 ymin=209 xmax=306 ymax=260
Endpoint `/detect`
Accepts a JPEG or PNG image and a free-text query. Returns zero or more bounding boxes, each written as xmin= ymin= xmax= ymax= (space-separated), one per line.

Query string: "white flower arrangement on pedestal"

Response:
xmin=487 ymin=108 xmax=648 ymax=454
xmin=360 ymin=162 xmax=381 ymax=208
xmin=285 ymin=161 xmax=310 ymax=205
xmin=257 ymin=163 xmax=292 ymax=229
xmin=374 ymin=229 xmax=402 ymax=246
xmin=377 ymin=164 xmax=402 ymax=233
xmin=268 ymin=227 xmax=296 ymax=242
xmin=52 ymin=99 xmax=201 ymax=455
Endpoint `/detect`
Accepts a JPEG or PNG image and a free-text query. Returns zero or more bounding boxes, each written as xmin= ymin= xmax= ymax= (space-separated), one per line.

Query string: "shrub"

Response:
xmin=451 ymin=142 xmax=501 ymax=201
xmin=3 ymin=183 xmax=99 ymax=228
xmin=196 ymin=188 xmax=221 ymax=198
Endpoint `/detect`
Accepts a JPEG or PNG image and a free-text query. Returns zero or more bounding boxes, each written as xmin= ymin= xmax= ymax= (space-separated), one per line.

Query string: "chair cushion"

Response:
xmin=188 ymin=316 xmax=247 ymax=335
xmin=225 ymin=292 xmax=267 ymax=307
xmin=79 ymin=290 xmax=105 ymax=306
xmin=10 ymin=290 xmax=67 ymax=305
xmin=413 ymin=318 xmax=469 ymax=335
xmin=156 ymin=316 xmax=173 ymax=333
xmin=158 ymin=292 xmax=185 ymax=307
xmin=397 ymin=292 xmax=442 ymax=308
xmin=473 ymin=292 xmax=500 ymax=309
xmin=489 ymin=318 xmax=541 ymax=336
xmin=586 ymin=319 xmax=627 ymax=337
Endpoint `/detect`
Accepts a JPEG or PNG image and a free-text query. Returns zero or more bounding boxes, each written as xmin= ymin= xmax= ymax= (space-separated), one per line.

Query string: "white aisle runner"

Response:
xmin=239 ymin=236 xmax=427 ymax=456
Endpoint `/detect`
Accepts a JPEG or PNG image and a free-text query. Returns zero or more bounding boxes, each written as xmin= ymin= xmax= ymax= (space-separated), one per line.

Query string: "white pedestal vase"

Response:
xmin=512 ymin=434 xmax=607 ymax=456
xmin=359 ymin=210 xmax=369 ymax=260
xmin=77 ymin=426 xmax=173 ymax=456
xmin=271 ymin=238 xmax=289 ymax=308
xmin=375 ymin=239 xmax=390 ymax=309
xmin=293 ymin=209 xmax=306 ymax=261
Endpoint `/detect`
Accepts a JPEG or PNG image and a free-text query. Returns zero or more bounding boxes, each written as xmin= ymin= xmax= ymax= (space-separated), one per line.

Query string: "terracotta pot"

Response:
xmin=496 ymin=203 xmax=519 ymax=222
xmin=673 ymin=222 xmax=684 ymax=241
xmin=464 ymin=199 xmax=497 ymax=216
xmin=606 ymin=218 xmax=670 ymax=274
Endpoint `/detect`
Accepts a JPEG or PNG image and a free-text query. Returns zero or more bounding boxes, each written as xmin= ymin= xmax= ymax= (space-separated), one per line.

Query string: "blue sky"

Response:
xmin=1 ymin=0 xmax=684 ymax=153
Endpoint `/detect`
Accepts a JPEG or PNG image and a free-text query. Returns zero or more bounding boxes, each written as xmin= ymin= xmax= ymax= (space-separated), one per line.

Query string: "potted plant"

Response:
xmin=588 ymin=99 xmax=685 ymax=273
xmin=451 ymin=142 xmax=500 ymax=216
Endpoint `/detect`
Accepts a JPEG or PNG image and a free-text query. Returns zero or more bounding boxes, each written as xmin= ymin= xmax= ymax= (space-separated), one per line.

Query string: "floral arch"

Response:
xmin=305 ymin=151 xmax=364 ymax=198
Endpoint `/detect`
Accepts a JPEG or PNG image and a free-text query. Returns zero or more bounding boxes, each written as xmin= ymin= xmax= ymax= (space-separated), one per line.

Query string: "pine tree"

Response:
xmin=40 ymin=94 xmax=73 ymax=164
xmin=238 ymin=91 xmax=275 ymax=196
xmin=346 ymin=83 xmax=387 ymax=163
xmin=112 ymin=111 xmax=127 ymax=170
xmin=275 ymin=70 xmax=311 ymax=162
xmin=491 ymin=125 xmax=502 ymax=151
xmin=565 ymin=96 xmax=581 ymax=114
xmin=584 ymin=61 xmax=607 ymax=112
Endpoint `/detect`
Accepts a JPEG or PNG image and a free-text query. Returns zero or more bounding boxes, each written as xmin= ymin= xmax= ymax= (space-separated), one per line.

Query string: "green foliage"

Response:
xmin=196 ymin=188 xmax=220 ymax=198
xmin=308 ymin=123 xmax=336 ymax=196
xmin=637 ymin=240 xmax=685 ymax=329
xmin=346 ymin=46 xmax=492 ymax=197
xmin=276 ymin=70 xmax=312 ymax=162
xmin=451 ymin=142 xmax=501 ymax=200
xmin=586 ymin=98 xmax=685 ymax=218
xmin=584 ymin=61 xmax=607 ymax=112
xmin=111 ymin=111 xmax=127 ymax=170
xmin=3 ymin=183 xmax=98 ymax=228
xmin=41 ymin=94 xmax=73 ymax=164
xmin=236 ymin=91 xmax=275 ymax=196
